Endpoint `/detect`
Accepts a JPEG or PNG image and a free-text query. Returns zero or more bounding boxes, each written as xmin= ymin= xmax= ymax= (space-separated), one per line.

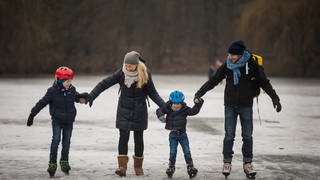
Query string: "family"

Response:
xmin=27 ymin=40 xmax=281 ymax=179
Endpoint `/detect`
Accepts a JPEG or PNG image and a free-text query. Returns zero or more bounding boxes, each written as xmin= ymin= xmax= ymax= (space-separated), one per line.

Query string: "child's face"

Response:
xmin=63 ymin=79 xmax=72 ymax=88
xmin=171 ymin=103 xmax=182 ymax=109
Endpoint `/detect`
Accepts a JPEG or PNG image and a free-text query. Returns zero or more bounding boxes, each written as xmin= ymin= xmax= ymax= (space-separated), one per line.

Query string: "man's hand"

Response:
xmin=27 ymin=115 xmax=34 ymax=126
xmin=272 ymin=99 xmax=282 ymax=112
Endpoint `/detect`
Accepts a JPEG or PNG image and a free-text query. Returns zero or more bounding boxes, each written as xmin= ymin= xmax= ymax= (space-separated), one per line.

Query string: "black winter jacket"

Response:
xmin=156 ymin=101 xmax=203 ymax=131
xmin=30 ymin=82 xmax=80 ymax=123
xmin=90 ymin=68 xmax=165 ymax=131
xmin=196 ymin=56 xmax=280 ymax=107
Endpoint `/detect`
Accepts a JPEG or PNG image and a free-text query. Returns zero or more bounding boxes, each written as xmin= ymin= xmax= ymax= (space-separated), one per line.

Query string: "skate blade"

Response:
xmin=246 ymin=173 xmax=256 ymax=179
xmin=189 ymin=174 xmax=197 ymax=179
xmin=47 ymin=169 xmax=56 ymax=178
xmin=222 ymin=172 xmax=230 ymax=178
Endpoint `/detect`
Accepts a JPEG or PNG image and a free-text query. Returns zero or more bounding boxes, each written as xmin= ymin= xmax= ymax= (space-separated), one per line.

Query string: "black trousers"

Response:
xmin=118 ymin=129 xmax=144 ymax=157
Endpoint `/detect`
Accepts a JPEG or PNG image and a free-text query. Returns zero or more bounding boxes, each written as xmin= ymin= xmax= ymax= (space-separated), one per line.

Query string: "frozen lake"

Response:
xmin=0 ymin=75 xmax=320 ymax=179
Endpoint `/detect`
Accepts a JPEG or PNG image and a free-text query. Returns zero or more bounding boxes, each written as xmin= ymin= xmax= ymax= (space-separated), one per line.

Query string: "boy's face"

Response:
xmin=171 ymin=103 xmax=182 ymax=109
xmin=63 ymin=79 xmax=72 ymax=88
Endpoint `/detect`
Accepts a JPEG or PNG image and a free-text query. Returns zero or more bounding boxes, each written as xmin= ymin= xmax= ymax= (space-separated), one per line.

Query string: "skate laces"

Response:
xmin=60 ymin=160 xmax=70 ymax=167
xmin=223 ymin=163 xmax=231 ymax=171
xmin=244 ymin=163 xmax=253 ymax=171
xmin=48 ymin=162 xmax=57 ymax=169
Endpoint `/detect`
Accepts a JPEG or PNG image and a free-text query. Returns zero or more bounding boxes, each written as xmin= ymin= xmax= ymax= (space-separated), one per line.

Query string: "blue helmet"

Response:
xmin=169 ymin=90 xmax=185 ymax=103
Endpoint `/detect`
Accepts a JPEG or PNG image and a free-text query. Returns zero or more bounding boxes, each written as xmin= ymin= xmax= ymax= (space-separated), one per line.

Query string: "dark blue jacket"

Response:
xmin=89 ymin=68 xmax=165 ymax=131
xmin=196 ymin=56 xmax=280 ymax=107
xmin=30 ymin=82 xmax=80 ymax=123
xmin=156 ymin=101 xmax=203 ymax=131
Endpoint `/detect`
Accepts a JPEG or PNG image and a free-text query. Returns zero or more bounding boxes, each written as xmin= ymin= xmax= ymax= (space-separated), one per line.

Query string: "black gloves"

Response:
xmin=78 ymin=92 xmax=89 ymax=99
xmin=193 ymin=95 xmax=203 ymax=104
xmin=27 ymin=114 xmax=34 ymax=126
xmin=272 ymin=99 xmax=282 ymax=112
xmin=85 ymin=94 xmax=93 ymax=107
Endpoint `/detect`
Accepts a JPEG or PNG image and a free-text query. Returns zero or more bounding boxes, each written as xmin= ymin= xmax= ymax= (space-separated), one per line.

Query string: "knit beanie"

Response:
xmin=124 ymin=51 xmax=141 ymax=64
xmin=228 ymin=40 xmax=246 ymax=55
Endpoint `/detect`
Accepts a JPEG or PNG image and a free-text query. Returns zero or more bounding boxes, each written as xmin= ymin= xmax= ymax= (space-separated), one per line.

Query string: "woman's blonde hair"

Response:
xmin=137 ymin=61 xmax=148 ymax=88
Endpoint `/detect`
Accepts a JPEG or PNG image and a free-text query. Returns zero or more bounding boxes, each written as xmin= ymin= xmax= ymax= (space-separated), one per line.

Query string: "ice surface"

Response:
xmin=0 ymin=75 xmax=319 ymax=179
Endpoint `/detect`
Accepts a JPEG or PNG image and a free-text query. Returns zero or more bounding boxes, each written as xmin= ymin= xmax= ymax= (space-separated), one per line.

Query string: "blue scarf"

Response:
xmin=226 ymin=50 xmax=250 ymax=85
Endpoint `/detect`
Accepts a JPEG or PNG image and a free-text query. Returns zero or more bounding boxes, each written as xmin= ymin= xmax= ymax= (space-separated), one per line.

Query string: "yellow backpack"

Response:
xmin=252 ymin=54 xmax=263 ymax=66
xmin=251 ymin=54 xmax=264 ymax=97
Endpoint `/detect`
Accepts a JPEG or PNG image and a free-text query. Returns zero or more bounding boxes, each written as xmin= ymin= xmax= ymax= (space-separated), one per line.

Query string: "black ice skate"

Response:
xmin=47 ymin=161 xmax=57 ymax=178
xmin=60 ymin=160 xmax=71 ymax=175
xmin=166 ymin=164 xmax=175 ymax=178
xmin=187 ymin=164 xmax=198 ymax=179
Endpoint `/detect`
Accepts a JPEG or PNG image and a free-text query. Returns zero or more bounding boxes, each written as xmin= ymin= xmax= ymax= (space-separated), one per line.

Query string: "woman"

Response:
xmin=85 ymin=51 xmax=165 ymax=177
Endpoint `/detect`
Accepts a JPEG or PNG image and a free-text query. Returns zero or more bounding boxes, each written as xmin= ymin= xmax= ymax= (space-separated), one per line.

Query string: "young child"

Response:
xmin=156 ymin=90 xmax=204 ymax=178
xmin=27 ymin=66 xmax=87 ymax=177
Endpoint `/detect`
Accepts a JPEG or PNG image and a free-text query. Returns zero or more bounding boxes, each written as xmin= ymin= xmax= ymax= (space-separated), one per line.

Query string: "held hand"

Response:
xmin=158 ymin=115 xmax=166 ymax=123
xmin=27 ymin=115 xmax=34 ymax=126
xmin=85 ymin=94 xmax=93 ymax=107
xmin=86 ymin=94 xmax=93 ymax=107
xmin=272 ymin=100 xmax=282 ymax=112
xmin=79 ymin=98 xmax=86 ymax=104
xmin=79 ymin=93 xmax=93 ymax=107
xmin=78 ymin=92 xmax=89 ymax=99
xmin=194 ymin=96 xmax=203 ymax=104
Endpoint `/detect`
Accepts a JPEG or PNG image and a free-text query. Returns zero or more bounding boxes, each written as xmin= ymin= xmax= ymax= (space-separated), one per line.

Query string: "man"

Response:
xmin=194 ymin=40 xmax=281 ymax=178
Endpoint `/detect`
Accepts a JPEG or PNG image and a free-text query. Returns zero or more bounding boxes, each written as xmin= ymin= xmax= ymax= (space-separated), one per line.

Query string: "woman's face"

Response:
xmin=125 ymin=64 xmax=137 ymax=72
xmin=228 ymin=53 xmax=241 ymax=63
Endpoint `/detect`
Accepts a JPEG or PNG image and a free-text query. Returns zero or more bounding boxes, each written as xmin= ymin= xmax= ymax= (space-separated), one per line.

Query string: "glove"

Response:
xmin=27 ymin=115 xmax=34 ymax=126
xmin=158 ymin=115 xmax=166 ymax=123
xmin=78 ymin=92 xmax=89 ymax=99
xmin=85 ymin=94 xmax=93 ymax=107
xmin=194 ymin=96 xmax=203 ymax=104
xmin=272 ymin=99 xmax=282 ymax=112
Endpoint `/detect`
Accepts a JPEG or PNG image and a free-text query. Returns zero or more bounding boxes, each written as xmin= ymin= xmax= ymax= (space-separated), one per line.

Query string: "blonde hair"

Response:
xmin=137 ymin=61 xmax=148 ymax=88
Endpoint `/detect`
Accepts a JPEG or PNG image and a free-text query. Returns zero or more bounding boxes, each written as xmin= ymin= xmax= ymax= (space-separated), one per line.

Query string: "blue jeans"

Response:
xmin=223 ymin=106 xmax=253 ymax=163
xmin=50 ymin=121 xmax=73 ymax=162
xmin=169 ymin=130 xmax=193 ymax=165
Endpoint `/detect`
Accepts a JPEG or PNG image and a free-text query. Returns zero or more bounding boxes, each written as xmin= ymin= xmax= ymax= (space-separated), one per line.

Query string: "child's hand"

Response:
xmin=158 ymin=115 xmax=166 ymax=123
xmin=79 ymin=98 xmax=86 ymax=104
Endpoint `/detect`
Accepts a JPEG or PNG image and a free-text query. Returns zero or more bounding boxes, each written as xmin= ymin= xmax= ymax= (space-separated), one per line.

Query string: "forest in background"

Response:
xmin=0 ymin=0 xmax=319 ymax=77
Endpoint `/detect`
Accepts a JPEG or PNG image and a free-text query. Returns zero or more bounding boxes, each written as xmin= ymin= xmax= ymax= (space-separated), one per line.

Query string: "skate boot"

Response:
xmin=166 ymin=163 xmax=175 ymax=178
xmin=222 ymin=162 xmax=231 ymax=178
xmin=115 ymin=155 xmax=129 ymax=177
xmin=187 ymin=164 xmax=198 ymax=179
xmin=243 ymin=162 xmax=256 ymax=179
xmin=60 ymin=160 xmax=71 ymax=175
xmin=47 ymin=161 xmax=57 ymax=177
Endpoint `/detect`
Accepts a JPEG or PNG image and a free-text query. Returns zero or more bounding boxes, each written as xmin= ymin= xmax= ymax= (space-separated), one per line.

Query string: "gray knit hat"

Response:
xmin=124 ymin=51 xmax=141 ymax=64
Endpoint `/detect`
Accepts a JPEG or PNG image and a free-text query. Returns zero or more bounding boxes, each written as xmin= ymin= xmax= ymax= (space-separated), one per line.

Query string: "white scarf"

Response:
xmin=122 ymin=64 xmax=138 ymax=88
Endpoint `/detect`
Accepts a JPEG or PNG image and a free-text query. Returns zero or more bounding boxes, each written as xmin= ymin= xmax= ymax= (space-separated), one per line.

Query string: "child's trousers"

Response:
xmin=168 ymin=130 xmax=193 ymax=165
xmin=50 ymin=121 xmax=73 ymax=162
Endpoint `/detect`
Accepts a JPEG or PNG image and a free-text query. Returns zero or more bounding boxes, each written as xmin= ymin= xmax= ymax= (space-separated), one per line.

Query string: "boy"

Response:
xmin=156 ymin=90 xmax=203 ymax=178
xmin=27 ymin=66 xmax=87 ymax=177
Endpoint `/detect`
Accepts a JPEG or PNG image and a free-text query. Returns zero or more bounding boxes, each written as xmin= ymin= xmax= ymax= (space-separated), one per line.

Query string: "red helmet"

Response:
xmin=55 ymin=66 xmax=74 ymax=79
